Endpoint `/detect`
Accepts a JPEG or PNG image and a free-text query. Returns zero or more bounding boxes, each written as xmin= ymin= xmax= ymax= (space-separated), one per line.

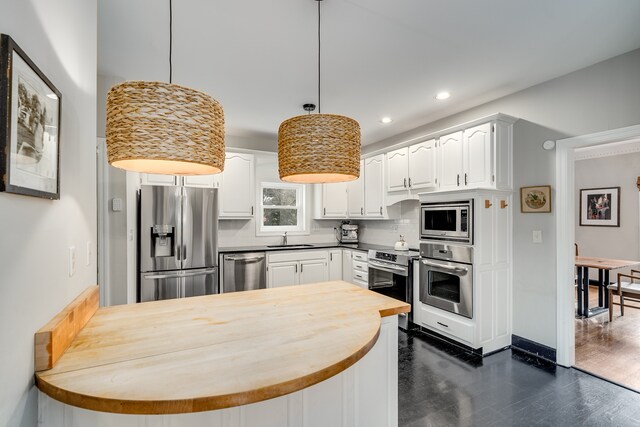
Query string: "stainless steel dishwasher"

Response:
xmin=222 ymin=252 xmax=266 ymax=293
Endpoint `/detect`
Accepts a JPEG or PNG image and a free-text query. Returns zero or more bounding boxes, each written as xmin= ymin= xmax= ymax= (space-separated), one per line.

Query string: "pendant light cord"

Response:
xmin=317 ymin=0 xmax=321 ymax=114
xmin=169 ymin=0 xmax=173 ymax=84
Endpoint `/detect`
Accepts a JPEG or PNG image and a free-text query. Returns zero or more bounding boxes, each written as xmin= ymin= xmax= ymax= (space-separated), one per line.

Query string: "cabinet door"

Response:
xmin=347 ymin=160 xmax=365 ymax=217
xmin=408 ymin=139 xmax=437 ymax=190
xmin=219 ymin=152 xmax=255 ymax=218
xmin=364 ymin=155 xmax=385 ymax=217
xmin=299 ymin=259 xmax=328 ymax=285
xmin=322 ymin=182 xmax=348 ymax=218
xmin=438 ymin=131 xmax=463 ymax=191
xmin=183 ymin=175 xmax=215 ymax=188
xmin=493 ymin=195 xmax=510 ymax=266
xmin=328 ymin=250 xmax=343 ymax=281
xmin=267 ymin=261 xmax=298 ymax=288
xmin=342 ymin=250 xmax=353 ymax=283
xmin=463 ymin=122 xmax=493 ymax=188
xmin=386 ymin=147 xmax=408 ymax=192
xmin=141 ymin=173 xmax=177 ymax=186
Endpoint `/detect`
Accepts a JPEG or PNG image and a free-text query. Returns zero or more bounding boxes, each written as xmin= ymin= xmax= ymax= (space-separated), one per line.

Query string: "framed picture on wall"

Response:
xmin=580 ymin=187 xmax=620 ymax=227
xmin=0 ymin=34 xmax=61 ymax=200
xmin=520 ymin=185 xmax=552 ymax=213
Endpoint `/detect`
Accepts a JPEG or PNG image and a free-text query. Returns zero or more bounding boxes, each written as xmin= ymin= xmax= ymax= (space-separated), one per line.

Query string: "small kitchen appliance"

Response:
xmin=338 ymin=222 xmax=358 ymax=243
xmin=394 ymin=235 xmax=409 ymax=251
xmin=420 ymin=200 xmax=473 ymax=244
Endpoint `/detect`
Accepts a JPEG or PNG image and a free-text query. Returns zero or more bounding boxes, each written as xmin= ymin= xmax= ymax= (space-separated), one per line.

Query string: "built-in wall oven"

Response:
xmin=420 ymin=200 xmax=473 ymax=244
xmin=419 ymin=243 xmax=473 ymax=319
xmin=368 ymin=249 xmax=419 ymax=330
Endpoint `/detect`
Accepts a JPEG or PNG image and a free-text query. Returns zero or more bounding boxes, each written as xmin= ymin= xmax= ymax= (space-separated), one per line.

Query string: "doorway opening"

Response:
xmin=556 ymin=124 xmax=640 ymax=391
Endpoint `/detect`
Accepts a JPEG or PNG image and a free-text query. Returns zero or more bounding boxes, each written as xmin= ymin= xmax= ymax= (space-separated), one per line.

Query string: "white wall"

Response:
xmin=358 ymin=200 xmax=420 ymax=249
xmin=575 ymin=152 xmax=640 ymax=278
xmin=0 ymin=1 xmax=97 ymax=425
xmin=363 ymin=48 xmax=640 ymax=349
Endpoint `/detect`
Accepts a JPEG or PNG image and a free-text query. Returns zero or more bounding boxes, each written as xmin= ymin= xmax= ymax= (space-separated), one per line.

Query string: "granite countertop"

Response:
xmin=219 ymin=242 xmax=396 ymax=254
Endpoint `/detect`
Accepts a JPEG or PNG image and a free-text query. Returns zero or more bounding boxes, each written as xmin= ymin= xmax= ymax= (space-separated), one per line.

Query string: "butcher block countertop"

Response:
xmin=35 ymin=281 xmax=409 ymax=415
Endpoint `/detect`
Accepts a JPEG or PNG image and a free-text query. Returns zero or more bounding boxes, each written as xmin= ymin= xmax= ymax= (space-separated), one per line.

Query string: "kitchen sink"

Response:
xmin=267 ymin=244 xmax=314 ymax=248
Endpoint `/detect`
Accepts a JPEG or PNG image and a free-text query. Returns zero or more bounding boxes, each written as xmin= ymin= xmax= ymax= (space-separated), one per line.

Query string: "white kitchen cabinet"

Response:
xmin=347 ymin=160 xmax=365 ymax=218
xmin=329 ymin=250 xmax=343 ymax=281
xmin=300 ymin=259 xmax=328 ymax=285
xmin=140 ymin=173 xmax=177 ymax=186
xmin=219 ymin=152 xmax=255 ymax=219
xmin=387 ymin=140 xmax=437 ymax=194
xmin=342 ymin=250 xmax=353 ymax=283
xmin=364 ymin=155 xmax=385 ymax=217
xmin=267 ymin=250 xmax=330 ymax=288
xmin=463 ymin=122 xmax=493 ymax=188
xmin=438 ymin=131 xmax=463 ymax=191
xmin=319 ymin=182 xmax=348 ymax=218
xmin=351 ymin=250 xmax=369 ymax=289
xmin=386 ymin=148 xmax=409 ymax=192
xmin=408 ymin=139 xmax=437 ymax=190
xmin=268 ymin=261 xmax=299 ymax=288
xmin=182 ymin=175 xmax=216 ymax=188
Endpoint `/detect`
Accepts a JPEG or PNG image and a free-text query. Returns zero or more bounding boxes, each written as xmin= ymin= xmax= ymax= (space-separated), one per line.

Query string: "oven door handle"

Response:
xmin=421 ymin=260 xmax=469 ymax=274
xmin=368 ymin=260 xmax=409 ymax=276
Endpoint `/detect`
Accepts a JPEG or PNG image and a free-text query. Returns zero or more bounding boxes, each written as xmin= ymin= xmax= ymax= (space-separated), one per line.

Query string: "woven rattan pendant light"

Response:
xmin=278 ymin=0 xmax=360 ymax=184
xmin=106 ymin=0 xmax=224 ymax=176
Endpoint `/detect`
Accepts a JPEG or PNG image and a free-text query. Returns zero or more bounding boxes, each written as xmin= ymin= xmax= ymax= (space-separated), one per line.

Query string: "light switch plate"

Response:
xmin=69 ymin=246 xmax=76 ymax=277
xmin=532 ymin=230 xmax=543 ymax=244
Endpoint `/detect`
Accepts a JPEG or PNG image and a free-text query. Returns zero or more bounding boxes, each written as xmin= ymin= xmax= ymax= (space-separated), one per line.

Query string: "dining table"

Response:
xmin=575 ymin=256 xmax=640 ymax=318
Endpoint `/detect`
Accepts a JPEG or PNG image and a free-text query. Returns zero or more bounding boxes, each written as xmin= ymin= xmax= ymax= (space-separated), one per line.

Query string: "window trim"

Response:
xmin=258 ymin=182 xmax=307 ymax=234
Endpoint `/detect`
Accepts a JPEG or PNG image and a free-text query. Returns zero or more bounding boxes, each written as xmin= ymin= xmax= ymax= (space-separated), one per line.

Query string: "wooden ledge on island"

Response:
xmin=35 ymin=280 xmax=409 ymax=415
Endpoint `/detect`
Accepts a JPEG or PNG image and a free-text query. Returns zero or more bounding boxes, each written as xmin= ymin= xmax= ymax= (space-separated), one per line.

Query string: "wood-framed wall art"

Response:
xmin=579 ymin=187 xmax=620 ymax=227
xmin=520 ymin=185 xmax=552 ymax=213
xmin=0 ymin=34 xmax=61 ymax=199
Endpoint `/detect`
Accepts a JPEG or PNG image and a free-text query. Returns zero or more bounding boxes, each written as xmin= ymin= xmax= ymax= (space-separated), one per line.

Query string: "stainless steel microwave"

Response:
xmin=420 ymin=200 xmax=473 ymax=244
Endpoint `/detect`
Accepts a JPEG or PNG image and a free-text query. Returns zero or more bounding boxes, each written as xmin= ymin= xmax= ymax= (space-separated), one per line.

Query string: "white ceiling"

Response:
xmin=98 ymin=0 xmax=640 ymax=145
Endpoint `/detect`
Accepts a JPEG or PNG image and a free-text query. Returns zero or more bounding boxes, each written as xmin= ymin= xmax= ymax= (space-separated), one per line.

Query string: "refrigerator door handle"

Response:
xmin=144 ymin=268 xmax=217 ymax=280
xmin=182 ymin=186 xmax=193 ymax=268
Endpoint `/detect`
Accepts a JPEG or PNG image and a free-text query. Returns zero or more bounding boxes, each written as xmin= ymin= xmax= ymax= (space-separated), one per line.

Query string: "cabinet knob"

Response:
xmin=500 ymin=200 xmax=508 ymax=209
xmin=408 ymin=177 xmax=412 ymax=188
xmin=485 ymin=200 xmax=493 ymax=209
xmin=379 ymin=206 xmax=383 ymax=215
xmin=464 ymin=173 xmax=468 ymax=186
xmin=457 ymin=174 xmax=460 ymax=186
xmin=403 ymin=178 xmax=407 ymax=188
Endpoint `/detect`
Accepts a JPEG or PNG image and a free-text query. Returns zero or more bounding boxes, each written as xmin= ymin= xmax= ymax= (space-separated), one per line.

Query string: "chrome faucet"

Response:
xmin=282 ymin=232 xmax=288 ymax=246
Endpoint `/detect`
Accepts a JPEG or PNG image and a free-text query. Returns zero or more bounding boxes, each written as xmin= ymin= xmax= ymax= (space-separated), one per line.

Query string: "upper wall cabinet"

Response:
xmin=387 ymin=140 xmax=437 ymax=194
xmin=140 ymin=173 xmax=178 ymax=186
xmin=347 ymin=160 xmax=365 ymax=218
xmin=383 ymin=114 xmax=515 ymax=199
xmin=364 ymin=155 xmax=385 ymax=217
xmin=321 ymin=181 xmax=349 ymax=218
xmin=219 ymin=152 xmax=255 ymax=219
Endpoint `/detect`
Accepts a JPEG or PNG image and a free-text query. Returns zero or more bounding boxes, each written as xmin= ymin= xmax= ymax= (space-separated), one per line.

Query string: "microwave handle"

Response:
xmin=421 ymin=260 xmax=468 ymax=274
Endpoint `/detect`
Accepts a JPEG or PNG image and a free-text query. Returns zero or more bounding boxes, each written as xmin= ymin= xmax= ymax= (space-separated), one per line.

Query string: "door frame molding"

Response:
xmin=97 ymin=137 xmax=110 ymax=307
xmin=555 ymin=123 xmax=640 ymax=367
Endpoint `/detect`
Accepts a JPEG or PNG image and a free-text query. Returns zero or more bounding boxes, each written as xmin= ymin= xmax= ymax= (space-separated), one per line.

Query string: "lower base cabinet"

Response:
xmin=38 ymin=316 xmax=400 ymax=427
xmin=267 ymin=251 xmax=330 ymax=288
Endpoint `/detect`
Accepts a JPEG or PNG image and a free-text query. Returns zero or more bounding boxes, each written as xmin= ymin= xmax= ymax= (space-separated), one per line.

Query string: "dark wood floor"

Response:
xmin=399 ymin=328 xmax=640 ymax=426
xmin=575 ymin=285 xmax=640 ymax=391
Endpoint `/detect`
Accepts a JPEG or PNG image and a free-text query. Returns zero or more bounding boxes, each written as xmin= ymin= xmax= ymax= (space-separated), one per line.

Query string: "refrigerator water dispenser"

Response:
xmin=151 ymin=225 xmax=174 ymax=257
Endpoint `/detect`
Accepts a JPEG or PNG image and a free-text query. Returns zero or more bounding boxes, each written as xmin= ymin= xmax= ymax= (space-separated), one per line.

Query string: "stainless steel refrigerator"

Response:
xmin=138 ymin=185 xmax=219 ymax=302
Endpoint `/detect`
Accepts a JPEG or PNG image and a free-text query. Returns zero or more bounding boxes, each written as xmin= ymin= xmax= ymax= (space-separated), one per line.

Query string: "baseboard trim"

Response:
xmin=412 ymin=325 xmax=483 ymax=356
xmin=511 ymin=334 xmax=557 ymax=363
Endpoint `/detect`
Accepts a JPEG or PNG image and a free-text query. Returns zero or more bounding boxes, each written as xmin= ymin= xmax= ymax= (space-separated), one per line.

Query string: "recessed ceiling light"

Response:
xmin=435 ymin=91 xmax=451 ymax=100
xmin=380 ymin=117 xmax=392 ymax=124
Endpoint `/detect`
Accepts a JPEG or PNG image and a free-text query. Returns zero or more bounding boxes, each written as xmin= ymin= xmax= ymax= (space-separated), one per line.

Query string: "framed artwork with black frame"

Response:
xmin=0 ymin=34 xmax=61 ymax=199
xmin=579 ymin=187 xmax=620 ymax=227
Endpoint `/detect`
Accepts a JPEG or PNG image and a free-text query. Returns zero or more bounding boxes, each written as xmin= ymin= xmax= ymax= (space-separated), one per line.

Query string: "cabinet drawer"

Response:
xmin=352 ymin=251 xmax=367 ymax=262
xmin=353 ymin=276 xmax=368 ymax=289
xmin=419 ymin=304 xmax=474 ymax=345
xmin=352 ymin=260 xmax=368 ymax=273
xmin=352 ymin=270 xmax=368 ymax=283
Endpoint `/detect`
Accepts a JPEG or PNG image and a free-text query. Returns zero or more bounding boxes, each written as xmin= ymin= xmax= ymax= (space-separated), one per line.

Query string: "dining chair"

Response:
xmin=608 ymin=269 xmax=640 ymax=322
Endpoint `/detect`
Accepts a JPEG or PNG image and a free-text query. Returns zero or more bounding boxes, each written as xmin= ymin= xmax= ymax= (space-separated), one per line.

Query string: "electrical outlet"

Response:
xmin=86 ymin=241 xmax=91 ymax=266
xmin=391 ymin=224 xmax=399 ymax=232
xmin=532 ymin=230 xmax=542 ymax=244
xmin=69 ymin=246 xmax=76 ymax=277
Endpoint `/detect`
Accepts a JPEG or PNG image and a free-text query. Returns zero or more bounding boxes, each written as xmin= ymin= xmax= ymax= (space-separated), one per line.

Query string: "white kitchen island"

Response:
xmin=36 ymin=281 xmax=408 ymax=427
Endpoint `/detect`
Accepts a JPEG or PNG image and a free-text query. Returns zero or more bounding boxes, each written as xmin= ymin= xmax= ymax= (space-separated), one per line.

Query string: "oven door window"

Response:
xmin=369 ymin=268 xmax=408 ymax=302
xmin=424 ymin=209 xmax=457 ymax=232
xmin=428 ymin=270 xmax=461 ymax=303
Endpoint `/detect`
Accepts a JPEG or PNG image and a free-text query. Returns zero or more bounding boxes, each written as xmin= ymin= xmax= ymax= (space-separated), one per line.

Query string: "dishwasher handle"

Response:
xmin=224 ymin=255 xmax=265 ymax=263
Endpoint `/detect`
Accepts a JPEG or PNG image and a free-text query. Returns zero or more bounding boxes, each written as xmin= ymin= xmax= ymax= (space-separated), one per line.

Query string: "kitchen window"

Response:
xmin=259 ymin=182 xmax=306 ymax=233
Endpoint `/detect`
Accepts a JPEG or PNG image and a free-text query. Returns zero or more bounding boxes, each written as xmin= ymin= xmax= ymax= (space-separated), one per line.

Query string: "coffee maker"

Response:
xmin=338 ymin=221 xmax=358 ymax=243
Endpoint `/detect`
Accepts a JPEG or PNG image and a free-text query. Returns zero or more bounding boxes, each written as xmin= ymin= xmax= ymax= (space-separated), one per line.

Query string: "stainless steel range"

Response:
xmin=368 ymin=248 xmax=419 ymax=330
